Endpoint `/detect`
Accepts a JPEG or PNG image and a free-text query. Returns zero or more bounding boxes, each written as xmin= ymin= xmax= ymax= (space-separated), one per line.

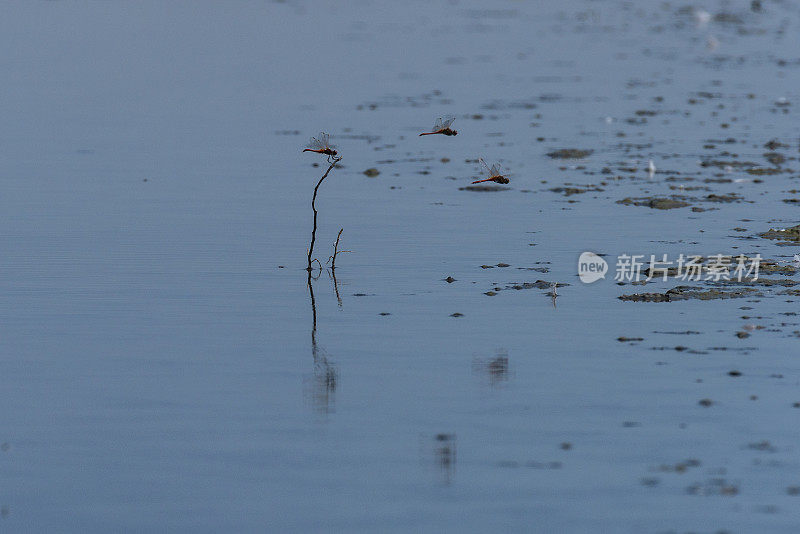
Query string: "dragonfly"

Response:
xmin=303 ymin=132 xmax=338 ymax=160
xmin=419 ymin=115 xmax=458 ymax=136
xmin=472 ymin=158 xmax=509 ymax=184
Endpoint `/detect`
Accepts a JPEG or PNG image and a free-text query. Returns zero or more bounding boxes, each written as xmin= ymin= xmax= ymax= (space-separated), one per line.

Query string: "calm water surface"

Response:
xmin=2 ymin=1 xmax=800 ymax=532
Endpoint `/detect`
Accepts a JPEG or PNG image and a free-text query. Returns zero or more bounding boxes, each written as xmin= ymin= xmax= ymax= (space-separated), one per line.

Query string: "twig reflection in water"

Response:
xmin=329 ymin=269 xmax=342 ymax=307
xmin=306 ymin=272 xmax=337 ymax=413
xmin=434 ymin=434 xmax=457 ymax=485
xmin=472 ymin=349 xmax=510 ymax=387
xmin=419 ymin=433 xmax=457 ymax=484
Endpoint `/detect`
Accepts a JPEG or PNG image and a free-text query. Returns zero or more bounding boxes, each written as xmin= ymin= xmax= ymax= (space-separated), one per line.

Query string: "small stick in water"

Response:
xmin=306 ymin=155 xmax=342 ymax=271
xmin=327 ymin=228 xmax=352 ymax=271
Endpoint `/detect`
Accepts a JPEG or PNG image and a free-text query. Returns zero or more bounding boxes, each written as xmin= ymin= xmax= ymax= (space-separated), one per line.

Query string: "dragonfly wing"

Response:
xmin=319 ymin=132 xmax=330 ymax=148
xmin=491 ymin=163 xmax=502 ymax=177
xmin=308 ymin=136 xmax=324 ymax=149
xmin=441 ymin=115 xmax=455 ymax=129
xmin=432 ymin=117 xmax=443 ymax=131
xmin=479 ymin=158 xmax=491 ymax=175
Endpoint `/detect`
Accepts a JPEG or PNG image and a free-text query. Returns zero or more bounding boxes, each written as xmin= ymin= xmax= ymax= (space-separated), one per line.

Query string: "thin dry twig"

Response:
xmin=307 ymin=156 xmax=341 ymax=272
xmin=327 ymin=228 xmax=352 ymax=270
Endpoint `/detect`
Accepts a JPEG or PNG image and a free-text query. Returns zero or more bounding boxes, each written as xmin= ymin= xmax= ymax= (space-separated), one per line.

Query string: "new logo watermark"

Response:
xmin=578 ymin=252 xmax=608 ymax=283
xmin=578 ymin=252 xmax=763 ymax=283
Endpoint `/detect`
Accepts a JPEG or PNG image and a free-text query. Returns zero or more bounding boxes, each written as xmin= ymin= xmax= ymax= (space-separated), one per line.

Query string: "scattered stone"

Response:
xmin=765 ymin=139 xmax=789 ymax=150
xmin=494 ymin=280 xmax=569 ymax=293
xmin=748 ymin=440 xmax=776 ymax=452
xmin=549 ymin=186 xmax=603 ymax=196
xmin=617 ymin=197 xmax=691 ymax=209
xmin=747 ymin=167 xmax=783 ymax=176
xmin=704 ymin=193 xmax=743 ymax=203
xmin=619 ymin=292 xmax=671 ymax=302
xmin=546 ymin=148 xmax=593 ymax=159
xmin=619 ymin=286 xmax=757 ymax=302
xmin=759 ymin=224 xmax=800 ymax=243
xmin=764 ymin=152 xmax=786 ymax=166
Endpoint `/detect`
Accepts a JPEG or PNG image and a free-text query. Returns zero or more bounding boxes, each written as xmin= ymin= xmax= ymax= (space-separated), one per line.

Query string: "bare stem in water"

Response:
xmin=307 ymin=156 xmax=341 ymax=271
xmin=327 ymin=228 xmax=352 ymax=271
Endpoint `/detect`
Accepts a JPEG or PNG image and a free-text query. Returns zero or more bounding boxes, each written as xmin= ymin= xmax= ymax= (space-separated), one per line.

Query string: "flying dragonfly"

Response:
xmin=419 ymin=116 xmax=458 ymax=136
xmin=472 ymin=158 xmax=509 ymax=184
xmin=303 ymin=132 xmax=338 ymax=160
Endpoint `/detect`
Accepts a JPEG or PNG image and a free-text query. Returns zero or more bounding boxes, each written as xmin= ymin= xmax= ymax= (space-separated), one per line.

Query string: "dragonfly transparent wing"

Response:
xmin=441 ymin=115 xmax=455 ymax=129
xmin=490 ymin=163 xmax=502 ymax=177
xmin=432 ymin=117 xmax=444 ymax=132
xmin=320 ymin=132 xmax=336 ymax=149
xmin=479 ymin=158 xmax=492 ymax=175
xmin=308 ymin=132 xmax=332 ymax=150
xmin=308 ymin=135 xmax=325 ymax=150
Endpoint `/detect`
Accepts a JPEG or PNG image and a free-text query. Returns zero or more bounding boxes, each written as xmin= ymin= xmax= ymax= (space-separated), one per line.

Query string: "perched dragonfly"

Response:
xmin=419 ymin=116 xmax=458 ymax=136
xmin=472 ymin=158 xmax=509 ymax=184
xmin=303 ymin=132 xmax=338 ymax=160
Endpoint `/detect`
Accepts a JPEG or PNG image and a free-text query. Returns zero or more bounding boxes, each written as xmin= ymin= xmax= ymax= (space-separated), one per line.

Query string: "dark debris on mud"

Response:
xmin=619 ymin=286 xmax=759 ymax=302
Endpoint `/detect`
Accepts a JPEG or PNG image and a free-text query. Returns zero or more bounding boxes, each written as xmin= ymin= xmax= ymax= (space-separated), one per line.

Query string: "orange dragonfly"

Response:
xmin=303 ymin=132 xmax=338 ymax=160
xmin=419 ymin=115 xmax=458 ymax=136
xmin=472 ymin=158 xmax=509 ymax=184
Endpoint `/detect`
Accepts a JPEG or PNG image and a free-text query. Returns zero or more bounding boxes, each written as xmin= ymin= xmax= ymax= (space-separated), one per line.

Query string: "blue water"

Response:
xmin=2 ymin=1 xmax=800 ymax=531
